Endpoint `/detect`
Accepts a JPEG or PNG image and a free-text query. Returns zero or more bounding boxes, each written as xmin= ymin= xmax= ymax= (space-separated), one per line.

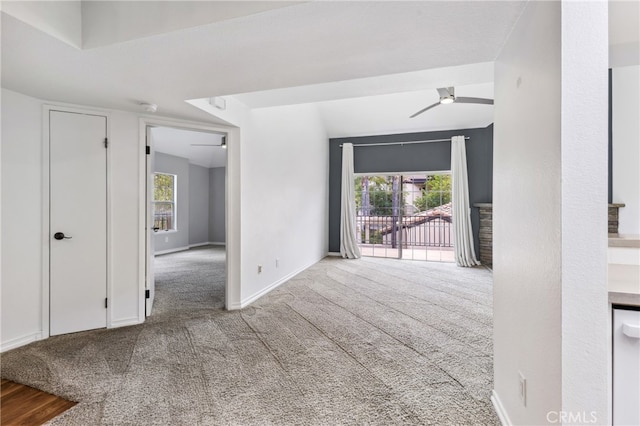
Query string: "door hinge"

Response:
xmin=105 ymin=298 xmax=108 ymax=308
xmin=145 ymin=289 xmax=150 ymax=299
xmin=104 ymin=138 xmax=108 ymax=148
xmin=146 ymin=146 xmax=151 ymax=155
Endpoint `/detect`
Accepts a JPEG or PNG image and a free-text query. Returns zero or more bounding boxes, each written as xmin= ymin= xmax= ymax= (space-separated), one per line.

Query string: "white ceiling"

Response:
xmin=232 ymin=62 xmax=495 ymax=109
xmin=1 ymin=1 xmax=638 ymax=138
xmin=151 ymin=126 xmax=226 ymax=169
xmin=317 ymin=82 xmax=495 ymax=138
xmin=1 ymin=1 xmax=527 ymax=125
xmin=81 ymin=1 xmax=302 ymax=49
xmin=230 ymin=62 xmax=496 ymax=137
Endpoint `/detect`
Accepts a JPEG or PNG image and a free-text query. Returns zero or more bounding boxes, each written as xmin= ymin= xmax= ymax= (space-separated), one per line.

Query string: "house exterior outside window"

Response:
xmin=153 ymin=173 xmax=176 ymax=231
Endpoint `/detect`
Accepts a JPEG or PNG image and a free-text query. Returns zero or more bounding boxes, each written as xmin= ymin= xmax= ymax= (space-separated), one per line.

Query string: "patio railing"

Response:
xmin=153 ymin=213 xmax=173 ymax=231
xmin=356 ymin=214 xmax=453 ymax=248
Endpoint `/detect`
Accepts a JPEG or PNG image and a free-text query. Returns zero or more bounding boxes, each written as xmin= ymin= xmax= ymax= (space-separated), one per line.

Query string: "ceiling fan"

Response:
xmin=409 ymin=87 xmax=494 ymax=118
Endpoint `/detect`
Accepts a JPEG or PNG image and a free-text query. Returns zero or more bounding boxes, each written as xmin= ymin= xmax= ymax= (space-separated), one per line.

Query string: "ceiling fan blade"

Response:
xmin=436 ymin=87 xmax=454 ymax=98
xmin=409 ymin=102 xmax=441 ymax=118
xmin=454 ymin=97 xmax=494 ymax=105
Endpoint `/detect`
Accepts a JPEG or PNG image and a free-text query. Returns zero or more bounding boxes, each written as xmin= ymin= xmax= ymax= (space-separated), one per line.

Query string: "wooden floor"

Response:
xmin=1 ymin=379 xmax=76 ymax=425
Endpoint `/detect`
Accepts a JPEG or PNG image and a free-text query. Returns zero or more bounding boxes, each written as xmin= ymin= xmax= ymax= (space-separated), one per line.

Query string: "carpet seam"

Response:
xmin=315 ymin=271 xmax=492 ymax=351
xmin=283 ymin=302 xmax=424 ymax=423
xmin=296 ymin=284 xmax=470 ymax=392
xmin=330 ymin=263 xmax=493 ymax=326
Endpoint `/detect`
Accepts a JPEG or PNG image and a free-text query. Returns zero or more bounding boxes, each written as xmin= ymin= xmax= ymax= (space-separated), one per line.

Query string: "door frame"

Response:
xmin=41 ymin=105 xmax=112 ymax=339
xmin=138 ymin=117 xmax=232 ymax=322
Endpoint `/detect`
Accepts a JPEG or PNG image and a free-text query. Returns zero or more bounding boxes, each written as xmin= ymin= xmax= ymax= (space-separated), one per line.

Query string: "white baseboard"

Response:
xmin=227 ymin=301 xmax=242 ymax=310
xmin=209 ymin=241 xmax=225 ymax=246
xmin=491 ymin=390 xmax=512 ymax=426
xmin=237 ymin=258 xmax=321 ymax=309
xmin=327 ymin=252 xmax=342 ymax=257
xmin=154 ymin=246 xmax=189 ymax=256
xmin=188 ymin=242 xmax=226 ymax=249
xmin=188 ymin=242 xmax=211 ymax=248
xmin=1 ymin=331 xmax=43 ymax=353
xmin=109 ymin=317 xmax=142 ymax=328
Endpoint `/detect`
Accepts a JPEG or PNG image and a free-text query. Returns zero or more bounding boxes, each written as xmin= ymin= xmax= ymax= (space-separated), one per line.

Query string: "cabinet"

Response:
xmin=613 ymin=306 xmax=640 ymax=425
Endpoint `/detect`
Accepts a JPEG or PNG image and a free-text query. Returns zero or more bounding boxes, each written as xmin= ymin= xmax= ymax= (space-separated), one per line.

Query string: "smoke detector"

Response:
xmin=140 ymin=102 xmax=158 ymax=113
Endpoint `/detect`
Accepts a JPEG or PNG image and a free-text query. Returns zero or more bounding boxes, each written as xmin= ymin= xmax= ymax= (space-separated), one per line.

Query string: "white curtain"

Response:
xmin=451 ymin=136 xmax=480 ymax=267
xmin=340 ymin=143 xmax=361 ymax=259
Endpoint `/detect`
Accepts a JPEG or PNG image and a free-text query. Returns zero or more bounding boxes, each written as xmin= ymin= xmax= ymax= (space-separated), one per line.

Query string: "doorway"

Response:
xmin=145 ymin=125 xmax=227 ymax=315
xmin=49 ymin=109 xmax=108 ymax=336
xmin=355 ymin=173 xmax=454 ymax=262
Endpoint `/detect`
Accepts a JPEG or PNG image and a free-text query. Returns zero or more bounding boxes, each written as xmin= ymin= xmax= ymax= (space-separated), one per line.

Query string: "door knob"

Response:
xmin=54 ymin=232 xmax=72 ymax=240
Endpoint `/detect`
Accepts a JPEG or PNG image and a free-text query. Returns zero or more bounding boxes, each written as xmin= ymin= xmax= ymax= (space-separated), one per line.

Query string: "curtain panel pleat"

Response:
xmin=451 ymin=136 xmax=480 ymax=267
xmin=340 ymin=143 xmax=361 ymax=259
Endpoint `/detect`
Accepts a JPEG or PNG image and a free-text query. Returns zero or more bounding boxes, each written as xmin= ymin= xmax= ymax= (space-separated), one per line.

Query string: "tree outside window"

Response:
xmin=153 ymin=173 xmax=176 ymax=231
xmin=414 ymin=174 xmax=451 ymax=212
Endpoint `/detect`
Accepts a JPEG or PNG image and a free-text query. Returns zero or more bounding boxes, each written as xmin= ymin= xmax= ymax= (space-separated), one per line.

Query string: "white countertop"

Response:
xmin=609 ymin=264 xmax=640 ymax=306
xmin=609 ymin=234 xmax=640 ymax=249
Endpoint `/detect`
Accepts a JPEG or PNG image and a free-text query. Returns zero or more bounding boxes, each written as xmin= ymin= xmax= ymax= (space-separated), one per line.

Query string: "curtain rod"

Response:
xmin=339 ymin=137 xmax=469 ymax=148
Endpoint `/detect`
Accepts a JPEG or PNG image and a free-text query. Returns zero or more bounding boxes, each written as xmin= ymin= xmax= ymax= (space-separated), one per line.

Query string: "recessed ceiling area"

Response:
xmin=316 ymin=82 xmax=495 ymax=138
xmin=226 ymin=62 xmax=495 ymax=137
xmin=1 ymin=1 xmax=302 ymax=49
xmin=1 ymin=1 xmax=527 ymax=122
xmin=151 ymin=127 xmax=226 ymax=169
xmin=2 ymin=1 xmax=637 ymax=136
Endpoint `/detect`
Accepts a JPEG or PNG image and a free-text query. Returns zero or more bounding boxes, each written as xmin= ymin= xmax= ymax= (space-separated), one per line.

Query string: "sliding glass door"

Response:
xmin=355 ymin=173 xmax=454 ymax=262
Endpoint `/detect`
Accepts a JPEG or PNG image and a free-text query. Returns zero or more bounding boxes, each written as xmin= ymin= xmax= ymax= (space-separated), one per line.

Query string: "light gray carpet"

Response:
xmin=1 ymin=246 xmax=498 ymax=425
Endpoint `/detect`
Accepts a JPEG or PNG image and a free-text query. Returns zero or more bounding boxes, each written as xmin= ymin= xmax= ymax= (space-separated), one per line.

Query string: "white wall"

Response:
xmin=560 ymin=2 xmax=608 ymax=419
xmin=612 ymin=65 xmax=640 ymax=236
xmin=493 ymin=3 xmax=562 ymax=422
xmin=238 ymin=103 xmax=328 ymax=307
xmin=153 ymin=152 xmax=190 ymax=253
xmin=1 ymin=89 xmax=144 ymax=350
xmin=493 ymin=2 xmax=608 ymax=424
xmin=1 ymin=89 xmax=45 ymax=349
xmin=1 ymin=87 xmax=329 ymax=348
xmin=109 ymin=110 xmax=143 ymax=326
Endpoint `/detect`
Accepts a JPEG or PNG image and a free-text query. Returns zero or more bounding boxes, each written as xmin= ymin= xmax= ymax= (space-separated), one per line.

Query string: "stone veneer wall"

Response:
xmin=608 ymin=203 xmax=625 ymax=235
xmin=473 ymin=203 xmax=493 ymax=266
xmin=471 ymin=203 xmax=622 ymax=267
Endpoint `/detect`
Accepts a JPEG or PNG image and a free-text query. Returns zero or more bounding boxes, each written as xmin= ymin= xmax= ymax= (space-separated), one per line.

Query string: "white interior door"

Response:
xmin=50 ymin=110 xmax=107 ymax=336
xmin=145 ymin=126 xmax=156 ymax=315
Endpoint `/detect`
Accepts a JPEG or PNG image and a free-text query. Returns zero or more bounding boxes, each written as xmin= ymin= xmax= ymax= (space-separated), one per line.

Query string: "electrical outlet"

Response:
xmin=164 ymin=236 xmax=169 ymax=243
xmin=276 ymin=258 xmax=279 ymax=268
xmin=518 ymin=371 xmax=526 ymax=406
xmin=258 ymin=265 xmax=262 ymax=273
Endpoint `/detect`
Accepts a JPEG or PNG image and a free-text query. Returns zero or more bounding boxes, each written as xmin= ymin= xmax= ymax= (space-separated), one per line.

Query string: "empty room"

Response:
xmin=1 ymin=1 xmax=639 ymax=425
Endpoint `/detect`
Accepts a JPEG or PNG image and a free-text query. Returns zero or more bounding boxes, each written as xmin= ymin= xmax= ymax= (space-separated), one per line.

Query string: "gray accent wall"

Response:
xmin=189 ymin=164 xmax=210 ymax=245
xmin=209 ymin=167 xmax=226 ymax=243
xmin=328 ymin=124 xmax=493 ymax=255
xmin=154 ymin=152 xmax=190 ymax=252
xmin=154 ymin=153 xmax=226 ymax=253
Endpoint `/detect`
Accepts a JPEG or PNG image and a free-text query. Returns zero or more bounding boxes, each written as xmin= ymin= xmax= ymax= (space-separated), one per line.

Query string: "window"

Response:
xmin=153 ymin=173 xmax=176 ymax=231
xmin=355 ymin=173 xmax=454 ymax=262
